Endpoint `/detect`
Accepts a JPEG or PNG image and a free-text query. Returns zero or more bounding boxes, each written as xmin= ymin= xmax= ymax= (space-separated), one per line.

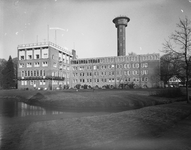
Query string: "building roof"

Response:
xmin=18 ymin=41 xmax=72 ymax=56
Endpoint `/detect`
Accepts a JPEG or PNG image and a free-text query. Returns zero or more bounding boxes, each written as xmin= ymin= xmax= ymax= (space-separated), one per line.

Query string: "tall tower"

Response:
xmin=113 ymin=16 xmax=130 ymax=56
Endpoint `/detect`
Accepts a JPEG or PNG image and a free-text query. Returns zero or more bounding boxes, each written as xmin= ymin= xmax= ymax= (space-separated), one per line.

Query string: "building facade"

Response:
xmin=17 ymin=42 xmax=73 ymax=90
xmin=71 ymin=54 xmax=160 ymax=89
xmin=17 ymin=42 xmax=160 ymax=90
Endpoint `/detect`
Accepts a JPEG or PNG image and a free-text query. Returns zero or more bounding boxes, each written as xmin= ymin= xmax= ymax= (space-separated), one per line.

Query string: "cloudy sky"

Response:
xmin=0 ymin=0 xmax=191 ymax=59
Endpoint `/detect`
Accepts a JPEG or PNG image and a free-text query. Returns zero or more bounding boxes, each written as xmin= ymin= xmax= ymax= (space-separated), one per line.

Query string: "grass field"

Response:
xmin=1 ymin=88 xmax=191 ymax=150
xmin=0 ymin=89 xmax=185 ymax=111
xmin=19 ymin=102 xmax=191 ymax=150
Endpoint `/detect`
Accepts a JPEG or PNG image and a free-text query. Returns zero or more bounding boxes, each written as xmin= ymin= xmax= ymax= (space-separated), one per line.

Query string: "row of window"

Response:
xmin=19 ymin=62 xmax=70 ymax=70
xmin=20 ymin=80 xmax=69 ymax=86
xmin=20 ymin=70 xmax=70 ymax=78
xmin=19 ymin=53 xmax=48 ymax=60
xmin=71 ymin=54 xmax=159 ymax=64
xmin=73 ymin=70 xmax=148 ymax=77
xmin=21 ymin=70 xmax=46 ymax=77
xmin=19 ymin=62 xmax=48 ymax=68
xmin=73 ymin=77 xmax=148 ymax=83
xmin=73 ymin=63 xmax=148 ymax=71
xmin=21 ymin=80 xmax=46 ymax=86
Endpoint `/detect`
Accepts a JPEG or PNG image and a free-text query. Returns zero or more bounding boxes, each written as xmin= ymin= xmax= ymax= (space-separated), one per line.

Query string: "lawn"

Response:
xmin=0 ymin=89 xmax=184 ymax=111
xmin=19 ymin=102 xmax=191 ymax=150
xmin=1 ymin=88 xmax=190 ymax=150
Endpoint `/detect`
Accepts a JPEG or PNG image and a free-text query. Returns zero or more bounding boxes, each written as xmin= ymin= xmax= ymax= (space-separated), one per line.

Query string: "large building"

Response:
xmin=17 ymin=42 xmax=73 ymax=90
xmin=71 ymin=54 xmax=160 ymax=88
xmin=17 ymin=16 xmax=160 ymax=90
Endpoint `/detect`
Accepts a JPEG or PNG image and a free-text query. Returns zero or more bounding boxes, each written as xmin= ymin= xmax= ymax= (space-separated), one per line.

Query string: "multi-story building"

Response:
xmin=17 ymin=16 xmax=160 ymax=90
xmin=71 ymin=54 xmax=160 ymax=88
xmin=17 ymin=42 xmax=73 ymax=90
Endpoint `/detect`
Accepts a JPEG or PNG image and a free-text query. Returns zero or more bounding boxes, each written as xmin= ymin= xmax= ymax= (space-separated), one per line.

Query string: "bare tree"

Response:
xmin=160 ymin=52 xmax=183 ymax=84
xmin=162 ymin=17 xmax=191 ymax=103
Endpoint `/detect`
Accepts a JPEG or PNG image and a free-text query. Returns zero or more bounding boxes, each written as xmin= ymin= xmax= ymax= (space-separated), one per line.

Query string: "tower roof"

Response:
xmin=112 ymin=16 xmax=130 ymax=24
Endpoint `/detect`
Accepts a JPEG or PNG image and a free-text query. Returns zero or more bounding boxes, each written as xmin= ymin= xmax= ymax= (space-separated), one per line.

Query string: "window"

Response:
xmin=42 ymin=48 xmax=48 ymax=59
xmin=36 ymin=54 xmax=40 ymax=59
xmin=31 ymin=71 xmax=33 ymax=76
xmin=133 ymin=70 xmax=138 ymax=75
xmin=21 ymin=81 xmax=27 ymax=85
xmin=42 ymin=61 xmax=48 ymax=67
xmin=30 ymin=80 xmax=34 ymax=85
xmin=127 ymin=64 xmax=131 ymax=68
xmin=21 ymin=71 xmax=24 ymax=77
xmin=53 ymin=62 xmax=57 ymax=68
xmin=34 ymin=62 xmax=40 ymax=67
xmin=28 ymin=55 xmax=32 ymax=60
xmin=28 ymin=70 xmax=30 ymax=76
xmin=127 ymin=71 xmax=130 ymax=75
xmin=141 ymin=63 xmax=148 ymax=68
xmin=141 ymin=70 xmax=148 ymax=75
xmin=40 ymin=80 xmax=46 ymax=85
xmin=136 ymin=63 xmax=139 ymax=68
xmin=43 ymin=53 xmax=48 ymax=58
xmin=142 ymin=77 xmax=148 ymax=82
xmin=25 ymin=70 xmax=27 ymax=76
xmin=19 ymin=63 xmax=24 ymax=68
xmin=27 ymin=62 xmax=32 ymax=68
xmin=37 ymin=70 xmax=39 ymax=76
xmin=21 ymin=56 xmax=25 ymax=60
xmin=43 ymin=70 xmax=46 ymax=76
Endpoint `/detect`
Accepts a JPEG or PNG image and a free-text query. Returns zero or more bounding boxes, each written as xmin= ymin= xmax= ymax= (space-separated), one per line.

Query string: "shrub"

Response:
xmin=83 ymin=84 xmax=88 ymax=89
xmin=75 ymin=84 xmax=81 ymax=89
xmin=150 ymin=88 xmax=184 ymax=98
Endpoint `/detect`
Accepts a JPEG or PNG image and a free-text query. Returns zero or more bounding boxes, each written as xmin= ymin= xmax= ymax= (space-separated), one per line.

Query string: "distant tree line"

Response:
xmin=0 ymin=56 xmax=18 ymax=89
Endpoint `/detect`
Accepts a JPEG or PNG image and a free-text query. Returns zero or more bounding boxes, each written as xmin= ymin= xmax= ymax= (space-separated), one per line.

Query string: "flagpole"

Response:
xmin=47 ymin=24 xmax=49 ymax=42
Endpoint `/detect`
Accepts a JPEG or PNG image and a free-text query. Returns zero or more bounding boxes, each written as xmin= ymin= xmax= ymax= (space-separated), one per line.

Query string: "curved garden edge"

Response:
xmin=0 ymin=89 xmax=188 ymax=111
xmin=22 ymin=92 xmax=187 ymax=112
xmin=0 ymin=89 xmax=188 ymax=112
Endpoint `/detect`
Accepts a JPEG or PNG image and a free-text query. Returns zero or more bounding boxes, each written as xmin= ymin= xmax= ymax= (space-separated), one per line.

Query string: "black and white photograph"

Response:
xmin=0 ymin=0 xmax=191 ymax=149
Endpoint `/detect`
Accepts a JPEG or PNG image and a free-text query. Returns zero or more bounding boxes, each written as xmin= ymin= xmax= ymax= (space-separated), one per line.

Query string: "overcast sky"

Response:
xmin=0 ymin=0 xmax=191 ymax=59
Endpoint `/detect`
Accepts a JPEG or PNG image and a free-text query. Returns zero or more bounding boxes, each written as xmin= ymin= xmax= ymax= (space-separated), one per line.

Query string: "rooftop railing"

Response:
xmin=18 ymin=41 xmax=72 ymax=55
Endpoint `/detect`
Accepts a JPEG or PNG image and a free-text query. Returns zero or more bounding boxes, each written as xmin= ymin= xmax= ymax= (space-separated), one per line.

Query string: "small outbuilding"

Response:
xmin=168 ymin=76 xmax=182 ymax=87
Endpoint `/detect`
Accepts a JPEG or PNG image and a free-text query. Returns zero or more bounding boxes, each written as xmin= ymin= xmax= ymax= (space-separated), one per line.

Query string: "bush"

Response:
xmin=83 ymin=84 xmax=88 ymax=89
xmin=150 ymin=88 xmax=184 ymax=98
xmin=75 ymin=84 xmax=81 ymax=89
